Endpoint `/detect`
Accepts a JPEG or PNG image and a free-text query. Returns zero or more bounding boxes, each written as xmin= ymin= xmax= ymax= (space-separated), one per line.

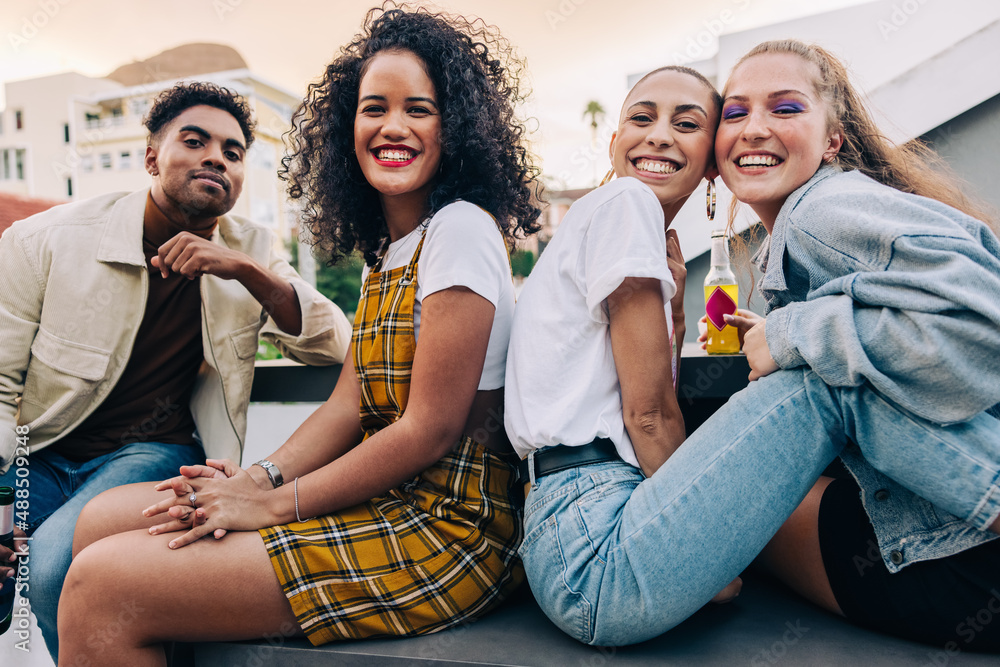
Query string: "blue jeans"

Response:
xmin=0 ymin=441 xmax=204 ymax=660
xmin=519 ymin=369 xmax=1000 ymax=646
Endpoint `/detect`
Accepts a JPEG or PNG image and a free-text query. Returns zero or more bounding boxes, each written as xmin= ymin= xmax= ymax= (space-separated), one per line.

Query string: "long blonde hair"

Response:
xmin=725 ymin=40 xmax=997 ymax=233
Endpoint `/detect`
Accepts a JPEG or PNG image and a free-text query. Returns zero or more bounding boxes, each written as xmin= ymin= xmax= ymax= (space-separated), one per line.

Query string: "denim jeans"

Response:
xmin=0 ymin=441 xmax=204 ymax=660
xmin=519 ymin=368 xmax=1000 ymax=646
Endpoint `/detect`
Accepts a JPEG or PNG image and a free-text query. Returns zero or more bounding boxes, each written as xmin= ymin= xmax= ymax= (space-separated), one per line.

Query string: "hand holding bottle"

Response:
xmin=736 ymin=316 xmax=779 ymax=381
xmin=697 ymin=308 xmax=762 ymax=350
xmin=722 ymin=310 xmax=764 ymax=349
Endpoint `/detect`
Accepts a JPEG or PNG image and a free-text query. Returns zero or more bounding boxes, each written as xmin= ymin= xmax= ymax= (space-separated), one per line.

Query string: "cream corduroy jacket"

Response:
xmin=0 ymin=189 xmax=351 ymax=473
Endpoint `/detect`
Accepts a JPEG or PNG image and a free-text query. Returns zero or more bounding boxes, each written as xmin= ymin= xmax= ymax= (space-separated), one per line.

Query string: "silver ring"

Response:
xmin=189 ymin=493 xmax=197 ymax=506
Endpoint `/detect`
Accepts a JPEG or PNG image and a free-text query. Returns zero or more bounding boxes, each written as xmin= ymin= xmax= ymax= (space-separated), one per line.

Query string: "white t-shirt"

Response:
xmin=504 ymin=178 xmax=676 ymax=468
xmin=361 ymin=200 xmax=513 ymax=390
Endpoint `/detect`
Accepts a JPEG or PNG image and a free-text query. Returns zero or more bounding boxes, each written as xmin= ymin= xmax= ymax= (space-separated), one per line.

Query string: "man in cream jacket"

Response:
xmin=0 ymin=82 xmax=350 ymax=656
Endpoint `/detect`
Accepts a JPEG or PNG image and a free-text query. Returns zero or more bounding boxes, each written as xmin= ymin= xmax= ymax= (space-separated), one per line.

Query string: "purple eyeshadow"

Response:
xmin=774 ymin=100 xmax=805 ymax=113
xmin=722 ymin=105 xmax=747 ymax=119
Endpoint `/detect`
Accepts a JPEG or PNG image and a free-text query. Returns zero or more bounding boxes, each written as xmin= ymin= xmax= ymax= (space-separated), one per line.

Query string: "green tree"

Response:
xmin=259 ymin=243 xmax=363 ymax=361
xmin=583 ymin=100 xmax=605 ymax=149
xmin=315 ymin=253 xmax=365 ymax=321
xmin=584 ymin=100 xmax=606 ymax=185
xmin=510 ymin=249 xmax=536 ymax=278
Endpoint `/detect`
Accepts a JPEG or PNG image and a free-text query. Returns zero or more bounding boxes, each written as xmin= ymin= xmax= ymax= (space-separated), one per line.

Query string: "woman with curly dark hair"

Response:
xmin=61 ymin=5 xmax=539 ymax=662
xmin=283 ymin=3 xmax=539 ymax=266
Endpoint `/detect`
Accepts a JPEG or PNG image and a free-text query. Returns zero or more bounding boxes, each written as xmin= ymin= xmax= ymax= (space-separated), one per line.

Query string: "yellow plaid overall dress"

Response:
xmin=261 ymin=227 xmax=523 ymax=645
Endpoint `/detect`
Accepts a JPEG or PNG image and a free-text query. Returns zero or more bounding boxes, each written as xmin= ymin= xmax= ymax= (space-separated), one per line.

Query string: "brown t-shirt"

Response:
xmin=50 ymin=195 xmax=218 ymax=461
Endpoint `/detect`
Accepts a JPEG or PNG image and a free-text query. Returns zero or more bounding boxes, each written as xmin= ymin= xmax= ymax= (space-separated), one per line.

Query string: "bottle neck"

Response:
xmin=710 ymin=236 xmax=730 ymax=269
xmin=0 ymin=503 xmax=13 ymax=535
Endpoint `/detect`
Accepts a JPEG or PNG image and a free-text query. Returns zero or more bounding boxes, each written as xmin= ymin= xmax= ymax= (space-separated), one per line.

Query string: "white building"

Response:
xmin=0 ymin=44 xmax=302 ymax=243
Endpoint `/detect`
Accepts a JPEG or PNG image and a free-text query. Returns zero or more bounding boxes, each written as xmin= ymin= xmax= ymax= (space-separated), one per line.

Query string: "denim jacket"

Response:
xmin=756 ymin=166 xmax=1000 ymax=571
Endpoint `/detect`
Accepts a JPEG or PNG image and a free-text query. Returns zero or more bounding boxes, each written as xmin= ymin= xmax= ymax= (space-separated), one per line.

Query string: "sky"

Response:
xmin=1 ymin=0 xmax=872 ymax=188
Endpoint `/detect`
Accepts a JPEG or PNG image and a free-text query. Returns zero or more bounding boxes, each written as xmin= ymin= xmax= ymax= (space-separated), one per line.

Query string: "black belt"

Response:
xmin=519 ymin=438 xmax=620 ymax=483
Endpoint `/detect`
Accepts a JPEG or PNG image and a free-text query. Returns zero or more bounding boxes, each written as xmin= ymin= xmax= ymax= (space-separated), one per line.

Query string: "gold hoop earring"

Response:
xmin=706 ymin=177 xmax=716 ymax=222
xmin=599 ymin=168 xmax=615 ymax=186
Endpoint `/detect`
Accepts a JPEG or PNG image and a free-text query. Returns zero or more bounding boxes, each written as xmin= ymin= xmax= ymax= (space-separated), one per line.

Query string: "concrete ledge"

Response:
xmin=179 ymin=575 xmax=998 ymax=666
xmin=250 ymin=344 xmax=749 ymax=417
xmin=201 ymin=349 xmax=998 ymax=666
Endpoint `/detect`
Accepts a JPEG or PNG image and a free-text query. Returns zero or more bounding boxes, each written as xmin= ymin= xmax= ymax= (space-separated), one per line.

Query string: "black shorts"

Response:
xmin=818 ymin=476 xmax=1000 ymax=652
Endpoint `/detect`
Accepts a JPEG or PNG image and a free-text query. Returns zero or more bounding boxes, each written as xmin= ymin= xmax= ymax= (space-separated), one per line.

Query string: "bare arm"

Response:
xmin=665 ymin=229 xmax=686 ymax=381
xmin=244 ymin=349 xmax=366 ymax=488
xmin=159 ymin=286 xmax=495 ymax=546
xmin=289 ymin=287 xmax=494 ymax=516
xmin=608 ymin=277 xmax=685 ymax=477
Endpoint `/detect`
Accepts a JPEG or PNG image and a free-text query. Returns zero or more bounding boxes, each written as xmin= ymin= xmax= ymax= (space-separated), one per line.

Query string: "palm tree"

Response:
xmin=583 ymin=100 xmax=605 ymax=150
xmin=583 ymin=100 xmax=606 ymax=186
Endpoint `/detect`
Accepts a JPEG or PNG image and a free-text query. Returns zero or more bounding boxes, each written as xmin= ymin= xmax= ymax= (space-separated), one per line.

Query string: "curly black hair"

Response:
xmin=144 ymin=82 xmax=256 ymax=148
xmin=281 ymin=2 xmax=542 ymax=266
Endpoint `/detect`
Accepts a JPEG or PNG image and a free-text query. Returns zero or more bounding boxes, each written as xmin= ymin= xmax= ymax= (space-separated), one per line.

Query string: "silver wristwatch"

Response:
xmin=253 ymin=459 xmax=284 ymax=488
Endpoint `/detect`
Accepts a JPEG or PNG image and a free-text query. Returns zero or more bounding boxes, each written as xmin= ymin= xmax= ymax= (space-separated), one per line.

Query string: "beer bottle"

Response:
xmin=1 ymin=486 xmax=14 ymax=635
xmin=704 ymin=231 xmax=740 ymax=354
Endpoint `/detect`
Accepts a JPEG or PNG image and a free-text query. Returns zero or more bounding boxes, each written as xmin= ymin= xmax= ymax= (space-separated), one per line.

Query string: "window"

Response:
xmin=66 ymin=178 xmax=73 ymax=197
xmin=81 ymin=155 xmax=93 ymax=172
xmin=1 ymin=150 xmax=9 ymax=180
xmin=15 ymin=149 xmax=25 ymax=180
xmin=128 ymin=98 xmax=150 ymax=118
xmin=64 ymin=123 xmax=70 ymax=143
xmin=250 ymin=143 xmax=275 ymax=170
xmin=0 ymin=114 xmax=4 ymax=134
xmin=99 ymin=153 xmax=111 ymax=170
xmin=119 ymin=151 xmax=131 ymax=170
xmin=251 ymin=199 xmax=277 ymax=227
xmin=15 ymin=110 xmax=23 ymax=130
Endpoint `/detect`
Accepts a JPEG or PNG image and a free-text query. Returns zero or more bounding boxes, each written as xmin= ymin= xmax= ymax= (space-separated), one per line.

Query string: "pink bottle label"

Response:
xmin=706 ymin=287 xmax=736 ymax=330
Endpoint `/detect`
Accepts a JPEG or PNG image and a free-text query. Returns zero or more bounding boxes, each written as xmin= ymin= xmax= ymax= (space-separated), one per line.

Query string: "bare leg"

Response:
xmin=755 ymin=476 xmax=842 ymax=615
xmin=58 ymin=529 xmax=302 ymax=667
xmin=72 ymin=482 xmax=178 ymax=558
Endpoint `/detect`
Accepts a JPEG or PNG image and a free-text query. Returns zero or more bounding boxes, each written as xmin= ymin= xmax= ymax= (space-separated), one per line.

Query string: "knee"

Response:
xmin=72 ymin=489 xmax=118 ymax=558
xmin=61 ymin=540 xmax=114 ymax=619
xmin=58 ymin=542 xmax=113 ymax=653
